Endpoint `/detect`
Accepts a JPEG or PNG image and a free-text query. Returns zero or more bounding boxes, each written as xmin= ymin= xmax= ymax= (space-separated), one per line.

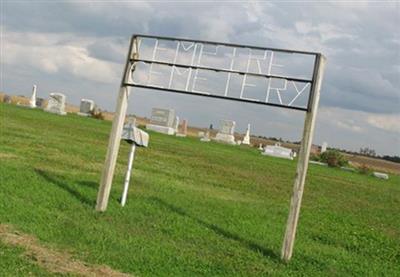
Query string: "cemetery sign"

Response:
xmin=127 ymin=35 xmax=318 ymax=111
xmin=96 ymin=34 xmax=326 ymax=262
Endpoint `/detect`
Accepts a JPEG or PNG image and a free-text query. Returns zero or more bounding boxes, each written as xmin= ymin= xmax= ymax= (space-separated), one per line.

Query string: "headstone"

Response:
xmin=29 ymin=85 xmax=37 ymax=108
xmin=309 ymin=160 xmax=328 ymax=166
xmin=173 ymin=116 xmax=180 ymax=132
xmin=3 ymin=94 xmax=12 ymax=104
xmin=198 ymin=131 xmax=205 ymax=138
xmin=45 ymin=93 xmax=66 ymax=115
xmin=258 ymin=143 xmax=263 ymax=150
xmin=78 ymin=99 xmax=95 ymax=116
xmin=200 ymin=131 xmax=211 ymax=142
xmin=321 ymin=142 xmax=328 ymax=153
xmin=176 ymin=119 xmax=188 ymax=137
xmin=35 ymin=98 xmax=45 ymax=108
xmin=242 ymin=123 xmax=251 ymax=145
xmin=236 ymin=140 xmax=242 ymax=145
xmin=373 ymin=172 xmax=389 ymax=180
xmin=214 ymin=120 xmax=236 ymax=144
xmin=146 ymin=108 xmax=176 ymax=135
xmin=341 ymin=166 xmax=356 ymax=172
xmin=121 ymin=118 xmax=149 ymax=147
xmin=262 ymin=143 xmax=294 ymax=160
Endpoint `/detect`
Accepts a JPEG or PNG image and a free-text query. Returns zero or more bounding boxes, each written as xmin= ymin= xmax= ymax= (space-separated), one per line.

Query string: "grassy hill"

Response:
xmin=0 ymin=103 xmax=399 ymax=276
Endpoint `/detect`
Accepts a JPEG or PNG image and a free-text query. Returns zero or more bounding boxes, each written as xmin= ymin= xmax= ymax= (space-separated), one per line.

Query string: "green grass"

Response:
xmin=0 ymin=242 xmax=54 ymax=277
xmin=0 ymin=103 xmax=399 ymax=276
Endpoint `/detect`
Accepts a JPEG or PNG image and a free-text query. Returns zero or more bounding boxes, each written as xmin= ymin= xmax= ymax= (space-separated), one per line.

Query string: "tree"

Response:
xmin=320 ymin=150 xmax=348 ymax=167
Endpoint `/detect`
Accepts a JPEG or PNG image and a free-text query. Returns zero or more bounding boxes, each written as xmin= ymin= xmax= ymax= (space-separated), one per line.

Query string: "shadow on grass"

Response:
xmin=77 ymin=180 xmax=98 ymax=189
xmin=149 ymin=196 xmax=279 ymax=260
xmin=35 ymin=169 xmax=95 ymax=207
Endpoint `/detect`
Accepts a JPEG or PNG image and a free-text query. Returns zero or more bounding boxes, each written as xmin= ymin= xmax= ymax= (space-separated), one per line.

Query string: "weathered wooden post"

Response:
xmin=96 ymin=36 xmax=138 ymax=212
xmin=281 ymin=54 xmax=326 ymax=261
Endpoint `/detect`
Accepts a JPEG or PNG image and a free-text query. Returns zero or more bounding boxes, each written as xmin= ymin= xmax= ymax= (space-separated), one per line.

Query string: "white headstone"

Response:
xmin=341 ymin=166 xmax=356 ymax=172
xmin=173 ymin=116 xmax=179 ymax=132
xmin=146 ymin=108 xmax=176 ymax=135
xmin=45 ymin=93 xmax=66 ymax=115
xmin=78 ymin=99 xmax=95 ymax=116
xmin=200 ymin=131 xmax=211 ymax=142
xmin=198 ymin=131 xmax=205 ymax=138
xmin=176 ymin=119 xmax=188 ymax=137
xmin=373 ymin=172 xmax=389 ymax=180
xmin=309 ymin=160 xmax=328 ymax=166
xmin=29 ymin=85 xmax=37 ymax=108
xmin=242 ymin=123 xmax=251 ymax=145
xmin=262 ymin=144 xmax=294 ymax=160
xmin=258 ymin=143 xmax=263 ymax=150
xmin=214 ymin=120 xmax=236 ymax=144
xmin=321 ymin=142 xmax=328 ymax=153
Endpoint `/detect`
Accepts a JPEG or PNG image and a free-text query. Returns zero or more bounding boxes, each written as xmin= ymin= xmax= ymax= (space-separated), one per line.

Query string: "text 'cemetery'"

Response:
xmin=127 ymin=36 xmax=317 ymax=111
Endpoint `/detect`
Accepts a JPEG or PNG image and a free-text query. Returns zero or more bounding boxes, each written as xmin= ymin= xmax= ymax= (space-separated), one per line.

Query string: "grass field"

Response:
xmin=0 ymin=103 xmax=399 ymax=276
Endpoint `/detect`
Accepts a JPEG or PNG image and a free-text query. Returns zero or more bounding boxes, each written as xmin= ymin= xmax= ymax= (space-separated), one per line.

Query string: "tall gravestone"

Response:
xmin=29 ymin=85 xmax=37 ymax=108
xmin=146 ymin=108 xmax=176 ymax=135
xmin=78 ymin=99 xmax=95 ymax=116
xmin=176 ymin=119 xmax=188 ymax=137
xmin=45 ymin=93 xmax=66 ymax=115
xmin=173 ymin=116 xmax=179 ymax=133
xmin=321 ymin=142 xmax=328 ymax=153
xmin=242 ymin=123 xmax=251 ymax=145
xmin=214 ymin=120 xmax=236 ymax=144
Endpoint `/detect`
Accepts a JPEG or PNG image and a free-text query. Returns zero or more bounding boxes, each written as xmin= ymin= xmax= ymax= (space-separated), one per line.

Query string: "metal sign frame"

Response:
xmin=96 ymin=34 xmax=326 ymax=262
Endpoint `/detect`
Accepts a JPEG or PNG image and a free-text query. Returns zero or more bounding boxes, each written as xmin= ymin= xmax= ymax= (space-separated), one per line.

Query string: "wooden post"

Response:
xmin=96 ymin=36 xmax=137 ymax=212
xmin=281 ymin=54 xmax=326 ymax=261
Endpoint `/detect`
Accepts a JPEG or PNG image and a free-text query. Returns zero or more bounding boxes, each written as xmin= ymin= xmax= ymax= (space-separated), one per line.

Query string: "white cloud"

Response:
xmin=335 ymin=120 xmax=363 ymax=133
xmin=314 ymin=107 xmax=400 ymax=155
xmin=367 ymin=114 xmax=400 ymax=133
xmin=318 ymin=107 xmax=365 ymax=133
xmin=294 ymin=21 xmax=356 ymax=42
xmin=3 ymin=30 xmax=121 ymax=84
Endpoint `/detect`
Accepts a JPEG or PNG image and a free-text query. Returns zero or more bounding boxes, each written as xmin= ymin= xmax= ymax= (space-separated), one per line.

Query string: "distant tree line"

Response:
xmin=381 ymin=155 xmax=400 ymax=163
xmin=359 ymin=147 xmax=376 ymax=157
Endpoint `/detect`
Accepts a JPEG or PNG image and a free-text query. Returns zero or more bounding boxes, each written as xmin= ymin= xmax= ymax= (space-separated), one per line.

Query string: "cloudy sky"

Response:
xmin=1 ymin=1 xmax=399 ymax=155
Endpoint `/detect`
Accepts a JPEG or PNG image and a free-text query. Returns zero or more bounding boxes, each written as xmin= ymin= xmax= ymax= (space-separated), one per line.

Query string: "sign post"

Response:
xmin=96 ymin=37 xmax=138 ymax=212
xmin=281 ymin=54 xmax=326 ymax=261
xmin=121 ymin=143 xmax=136 ymax=207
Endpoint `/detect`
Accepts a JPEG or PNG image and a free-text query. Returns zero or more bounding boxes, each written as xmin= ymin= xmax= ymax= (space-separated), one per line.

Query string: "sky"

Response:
xmin=1 ymin=1 xmax=399 ymax=155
